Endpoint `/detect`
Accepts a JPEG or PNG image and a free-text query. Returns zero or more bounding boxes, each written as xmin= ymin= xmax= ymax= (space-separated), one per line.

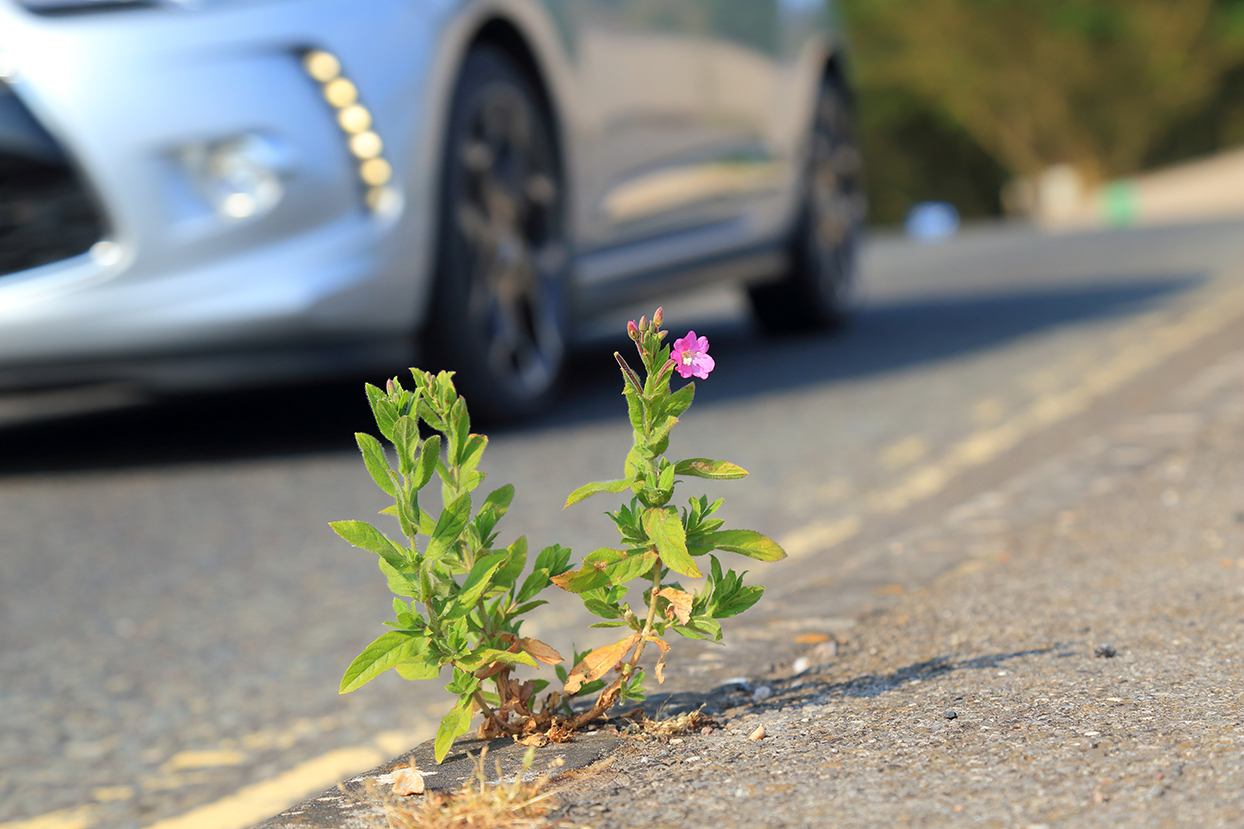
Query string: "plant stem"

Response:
xmin=568 ymin=562 xmax=663 ymax=729
xmin=473 ymin=689 xmax=519 ymax=734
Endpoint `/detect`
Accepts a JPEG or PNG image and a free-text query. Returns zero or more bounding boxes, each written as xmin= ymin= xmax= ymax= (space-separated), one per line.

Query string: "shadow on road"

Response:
xmin=0 ymin=273 xmax=1199 ymax=475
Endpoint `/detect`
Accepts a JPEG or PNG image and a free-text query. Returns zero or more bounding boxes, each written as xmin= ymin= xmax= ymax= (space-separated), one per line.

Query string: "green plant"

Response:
xmin=331 ymin=369 xmax=572 ymax=761
xmin=551 ymin=311 xmax=785 ymax=727
xmin=334 ymin=309 xmax=785 ymax=762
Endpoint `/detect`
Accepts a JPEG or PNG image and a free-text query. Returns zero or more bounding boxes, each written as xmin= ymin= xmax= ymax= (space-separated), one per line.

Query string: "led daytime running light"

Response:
xmin=301 ymin=49 xmax=394 ymax=214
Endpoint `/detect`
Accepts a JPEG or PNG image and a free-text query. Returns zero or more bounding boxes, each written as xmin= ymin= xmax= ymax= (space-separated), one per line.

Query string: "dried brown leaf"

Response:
xmin=563 ymin=633 xmax=640 ymax=694
xmin=517 ymin=637 xmax=563 ymax=665
xmin=656 ymin=588 xmax=693 ymax=624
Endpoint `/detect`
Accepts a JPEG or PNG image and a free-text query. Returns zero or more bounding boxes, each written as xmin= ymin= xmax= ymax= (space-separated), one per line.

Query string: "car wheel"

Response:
xmin=424 ymin=46 xmax=567 ymax=422
xmin=749 ymin=75 xmax=865 ymax=334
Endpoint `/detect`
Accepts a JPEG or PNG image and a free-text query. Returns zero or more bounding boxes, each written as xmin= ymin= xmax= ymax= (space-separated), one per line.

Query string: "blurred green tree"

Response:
xmin=842 ymin=0 xmax=1244 ymax=221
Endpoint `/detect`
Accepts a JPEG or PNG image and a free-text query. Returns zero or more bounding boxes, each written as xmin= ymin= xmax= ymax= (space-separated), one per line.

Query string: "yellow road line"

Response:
xmin=161 ymin=750 xmax=247 ymax=773
xmin=139 ymin=746 xmax=384 ymax=829
xmin=0 ymin=806 xmax=99 ymax=829
xmin=781 ymin=277 xmax=1244 ymax=560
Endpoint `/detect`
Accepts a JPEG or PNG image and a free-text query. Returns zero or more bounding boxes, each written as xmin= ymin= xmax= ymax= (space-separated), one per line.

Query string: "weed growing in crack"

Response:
xmin=334 ymin=308 xmax=785 ymax=761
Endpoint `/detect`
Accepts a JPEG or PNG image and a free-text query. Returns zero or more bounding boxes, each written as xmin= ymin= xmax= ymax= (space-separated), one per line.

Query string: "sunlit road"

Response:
xmin=3 ymin=220 xmax=1244 ymax=829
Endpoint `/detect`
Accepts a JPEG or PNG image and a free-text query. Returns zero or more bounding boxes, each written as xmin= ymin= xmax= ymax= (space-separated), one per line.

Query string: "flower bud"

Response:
xmin=653 ymin=307 xmax=663 ymax=328
xmin=627 ymin=320 xmax=640 ymax=340
xmin=639 ymin=315 xmax=647 ymax=332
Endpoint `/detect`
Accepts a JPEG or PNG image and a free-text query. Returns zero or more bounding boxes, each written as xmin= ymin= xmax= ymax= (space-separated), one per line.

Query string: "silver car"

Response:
xmin=0 ymin=0 xmax=864 ymax=419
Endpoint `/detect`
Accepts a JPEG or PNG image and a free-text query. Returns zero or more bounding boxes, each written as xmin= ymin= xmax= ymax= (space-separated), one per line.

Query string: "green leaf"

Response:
xmin=534 ymin=544 xmax=572 ymax=575
xmin=456 ymin=551 xmax=508 ymax=608
xmin=714 ymin=584 xmax=765 ymax=617
xmin=459 ymin=433 xmax=488 ymax=473
xmin=365 ymin=384 xmax=398 ymax=442
xmin=424 ymin=492 xmax=472 ymax=561
xmin=674 ymin=458 xmax=749 ymax=480
xmin=624 ymin=388 xmax=645 ymax=432
xmin=671 ymin=616 xmax=723 ymax=641
xmin=396 ymin=491 xmax=421 ymax=540
xmin=434 ymin=699 xmax=473 ymax=763
xmin=657 ymin=462 xmax=676 ymax=492
xmin=642 ymin=508 xmax=700 ymax=578
xmin=692 ymin=529 xmax=786 ymax=561
xmin=649 ymin=416 xmax=678 ymax=456
xmin=458 ymin=647 xmax=536 ymax=672
xmin=417 ymin=398 xmax=445 ymax=432
xmin=395 ymin=660 xmax=440 ymax=681
xmin=448 ymin=398 xmax=470 ymax=462
xmin=379 ymin=557 xmax=420 ymax=598
xmin=583 ymin=597 xmax=624 ymax=619
xmin=330 ymin=520 xmax=409 ymax=572
xmin=355 ymin=433 xmax=396 ymax=497
xmin=550 ymin=547 xmax=629 ymax=593
xmin=564 ymin=478 xmax=630 ymax=508
xmin=604 ymin=549 xmax=658 ymax=586
xmin=445 ymin=666 xmax=480 ymax=696
xmin=517 ymin=568 xmax=551 ymax=603
xmin=412 ymin=434 xmax=441 ymax=491
xmin=393 ymin=416 xmax=420 ymax=476
xmin=493 ymin=535 xmax=527 ymax=590
xmin=625 ymin=446 xmax=647 ymax=489
xmin=340 ymin=631 xmax=425 ymax=693
xmin=665 ymin=381 xmax=695 ymax=419
xmin=481 ymin=484 xmax=515 ymax=520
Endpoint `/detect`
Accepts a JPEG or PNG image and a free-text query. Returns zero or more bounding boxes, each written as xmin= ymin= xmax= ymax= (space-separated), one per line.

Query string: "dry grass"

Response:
xmin=359 ymin=747 xmax=575 ymax=829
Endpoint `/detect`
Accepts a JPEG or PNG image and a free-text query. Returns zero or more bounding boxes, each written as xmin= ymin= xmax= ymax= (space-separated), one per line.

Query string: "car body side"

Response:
xmin=0 ymin=0 xmax=847 ymax=391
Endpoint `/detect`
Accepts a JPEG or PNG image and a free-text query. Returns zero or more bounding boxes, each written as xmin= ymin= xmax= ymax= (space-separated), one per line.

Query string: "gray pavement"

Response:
xmin=550 ymin=315 xmax=1244 ymax=826
xmin=257 ymin=248 xmax=1244 ymax=827
xmin=4 ymin=220 xmax=1244 ymax=829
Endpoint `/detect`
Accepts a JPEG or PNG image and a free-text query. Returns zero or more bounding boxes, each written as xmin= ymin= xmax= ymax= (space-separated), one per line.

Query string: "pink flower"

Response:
xmin=670 ymin=331 xmax=714 ymax=379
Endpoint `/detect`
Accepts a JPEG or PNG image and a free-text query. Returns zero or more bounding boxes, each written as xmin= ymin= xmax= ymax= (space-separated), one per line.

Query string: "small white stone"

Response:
xmin=391 ymin=767 xmax=425 ymax=796
xmin=752 ymin=685 xmax=772 ymax=702
xmin=792 ymin=657 xmax=811 ymax=674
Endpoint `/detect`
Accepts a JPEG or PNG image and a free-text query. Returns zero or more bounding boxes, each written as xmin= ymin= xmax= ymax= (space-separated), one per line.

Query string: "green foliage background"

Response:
xmin=841 ymin=0 xmax=1244 ymax=223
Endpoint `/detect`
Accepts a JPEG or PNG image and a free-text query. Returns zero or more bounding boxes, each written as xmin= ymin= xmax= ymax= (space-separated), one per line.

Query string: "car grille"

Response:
xmin=0 ymin=82 xmax=105 ymax=277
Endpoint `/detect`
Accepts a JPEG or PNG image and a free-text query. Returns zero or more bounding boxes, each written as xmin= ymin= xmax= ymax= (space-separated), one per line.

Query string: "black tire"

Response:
xmin=424 ymin=46 xmax=568 ymax=422
xmin=749 ymin=75 xmax=865 ymax=334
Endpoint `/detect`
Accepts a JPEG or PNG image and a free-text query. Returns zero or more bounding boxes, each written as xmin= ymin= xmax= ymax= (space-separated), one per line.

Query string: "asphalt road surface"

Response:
xmin=3 ymin=219 xmax=1244 ymax=829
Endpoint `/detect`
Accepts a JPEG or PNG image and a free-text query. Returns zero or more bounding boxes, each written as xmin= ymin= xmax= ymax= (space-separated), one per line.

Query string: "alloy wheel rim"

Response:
xmin=808 ymin=87 xmax=865 ymax=294
xmin=454 ymin=81 xmax=565 ymax=397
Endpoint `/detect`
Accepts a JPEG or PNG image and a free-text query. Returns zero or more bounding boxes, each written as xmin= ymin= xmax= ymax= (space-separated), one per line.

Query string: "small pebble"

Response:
xmin=700 ymin=726 xmax=713 ymax=736
xmin=812 ymin=640 xmax=839 ymax=659
xmin=752 ymin=685 xmax=772 ymax=702
xmin=391 ymin=767 xmax=425 ymax=796
xmin=749 ymin=724 xmax=767 ymax=741
xmin=792 ymin=657 xmax=811 ymax=674
xmin=1095 ymin=644 xmax=1118 ymax=658
xmin=943 ymin=709 xmax=958 ymax=720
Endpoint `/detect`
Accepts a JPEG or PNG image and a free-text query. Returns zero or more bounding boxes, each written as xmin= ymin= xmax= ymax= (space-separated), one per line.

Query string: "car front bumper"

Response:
xmin=0 ymin=0 xmax=447 ymax=389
